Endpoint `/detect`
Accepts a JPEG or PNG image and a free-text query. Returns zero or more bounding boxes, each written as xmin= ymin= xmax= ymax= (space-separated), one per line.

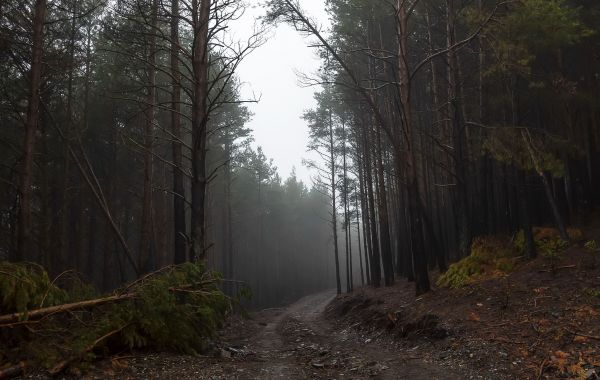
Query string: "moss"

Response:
xmin=584 ymin=240 xmax=598 ymax=252
xmin=583 ymin=288 xmax=600 ymax=298
xmin=496 ymin=257 xmax=517 ymax=272
xmin=437 ymin=237 xmax=519 ymax=289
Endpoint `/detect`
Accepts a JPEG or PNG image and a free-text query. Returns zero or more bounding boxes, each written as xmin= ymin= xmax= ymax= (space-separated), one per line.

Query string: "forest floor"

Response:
xmin=18 ymin=229 xmax=600 ymax=379
xmin=58 ymin=291 xmax=459 ymax=379
xmin=326 ymin=229 xmax=600 ymax=379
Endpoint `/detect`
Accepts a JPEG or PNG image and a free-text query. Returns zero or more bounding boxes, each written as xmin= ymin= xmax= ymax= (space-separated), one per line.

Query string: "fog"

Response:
xmin=2 ymin=0 xmax=598 ymax=313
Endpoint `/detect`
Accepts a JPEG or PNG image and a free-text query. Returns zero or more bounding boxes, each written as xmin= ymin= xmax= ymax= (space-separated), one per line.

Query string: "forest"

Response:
xmin=0 ymin=0 xmax=337 ymax=311
xmin=1 ymin=0 xmax=600 ymax=378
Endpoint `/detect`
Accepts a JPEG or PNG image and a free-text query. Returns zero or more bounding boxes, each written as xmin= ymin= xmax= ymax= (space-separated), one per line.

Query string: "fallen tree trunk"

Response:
xmin=0 ymin=293 xmax=135 ymax=325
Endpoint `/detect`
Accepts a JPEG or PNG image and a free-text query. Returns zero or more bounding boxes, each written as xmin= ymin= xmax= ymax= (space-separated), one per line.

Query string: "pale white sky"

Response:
xmin=229 ymin=2 xmax=329 ymax=184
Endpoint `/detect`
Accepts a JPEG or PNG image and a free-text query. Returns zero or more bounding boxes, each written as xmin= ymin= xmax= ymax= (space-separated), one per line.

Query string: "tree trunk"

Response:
xmin=358 ymin=159 xmax=372 ymax=285
xmin=516 ymin=169 xmax=536 ymax=259
xmin=447 ymin=0 xmax=472 ymax=258
xmin=222 ymin=138 xmax=234 ymax=292
xmin=139 ymin=0 xmax=158 ymax=273
xmin=59 ymin=5 xmax=78 ymax=270
xmin=364 ymin=124 xmax=381 ymax=287
xmin=342 ymin=123 xmax=351 ymax=293
xmin=521 ymin=132 xmax=570 ymax=241
xmin=328 ymin=107 xmax=342 ymax=295
xmin=190 ymin=0 xmax=211 ymax=262
xmin=171 ymin=0 xmax=187 ymax=264
xmin=396 ymin=1 xmax=430 ymax=294
xmin=355 ymin=185 xmax=365 ymax=286
xmin=375 ymin=124 xmax=394 ymax=286
xmin=16 ymin=0 xmax=47 ymax=262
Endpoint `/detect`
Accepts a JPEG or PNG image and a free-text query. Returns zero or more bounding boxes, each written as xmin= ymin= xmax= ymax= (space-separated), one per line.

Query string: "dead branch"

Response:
xmin=565 ymin=329 xmax=600 ymax=341
xmin=538 ymin=265 xmax=576 ymax=273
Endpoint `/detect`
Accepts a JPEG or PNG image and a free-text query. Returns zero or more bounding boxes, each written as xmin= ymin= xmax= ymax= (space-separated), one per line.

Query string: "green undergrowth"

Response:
xmin=584 ymin=239 xmax=599 ymax=253
xmin=0 ymin=262 xmax=234 ymax=372
xmin=437 ymin=237 xmax=520 ymax=289
xmin=0 ymin=262 xmax=92 ymax=315
xmin=514 ymin=227 xmax=583 ymax=256
xmin=437 ymin=227 xmax=584 ymax=289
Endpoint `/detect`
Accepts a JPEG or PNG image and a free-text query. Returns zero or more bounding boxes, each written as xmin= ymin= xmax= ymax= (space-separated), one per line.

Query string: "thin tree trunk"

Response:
xmin=171 ymin=0 xmax=187 ymax=264
xmin=522 ymin=130 xmax=570 ymax=241
xmin=355 ymin=185 xmax=365 ymax=286
xmin=375 ymin=124 xmax=394 ymax=286
xmin=447 ymin=0 xmax=472 ymax=258
xmin=364 ymin=124 xmax=381 ymax=287
xmin=329 ymin=107 xmax=342 ymax=295
xmin=516 ymin=169 xmax=536 ymax=259
xmin=77 ymin=21 xmax=93 ymax=275
xmin=16 ymin=0 xmax=47 ymax=262
xmin=59 ymin=6 xmax=78 ymax=270
xmin=222 ymin=138 xmax=233 ymax=291
xmin=358 ymin=159 xmax=372 ymax=285
xmin=139 ymin=0 xmax=158 ymax=273
xmin=342 ymin=123 xmax=351 ymax=292
xmin=396 ymin=1 xmax=430 ymax=294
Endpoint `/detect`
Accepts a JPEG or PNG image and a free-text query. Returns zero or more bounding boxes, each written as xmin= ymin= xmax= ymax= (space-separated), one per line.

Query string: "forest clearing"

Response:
xmin=1 ymin=0 xmax=600 ymax=378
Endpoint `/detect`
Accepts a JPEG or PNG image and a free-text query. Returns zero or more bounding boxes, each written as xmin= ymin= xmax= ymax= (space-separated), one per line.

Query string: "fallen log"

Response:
xmin=0 ymin=293 xmax=135 ymax=326
xmin=538 ymin=265 xmax=577 ymax=273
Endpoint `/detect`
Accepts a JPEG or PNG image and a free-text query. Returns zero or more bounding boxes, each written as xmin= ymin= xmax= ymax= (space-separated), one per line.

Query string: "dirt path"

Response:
xmin=116 ymin=291 xmax=462 ymax=379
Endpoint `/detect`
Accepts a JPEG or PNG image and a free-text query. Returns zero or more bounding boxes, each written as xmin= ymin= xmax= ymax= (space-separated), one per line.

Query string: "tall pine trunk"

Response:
xmin=329 ymin=107 xmax=342 ymax=295
xmin=139 ymin=0 xmax=158 ymax=273
xmin=375 ymin=124 xmax=394 ymax=286
xmin=364 ymin=124 xmax=381 ymax=287
xmin=447 ymin=0 xmax=472 ymax=258
xmin=17 ymin=0 xmax=47 ymax=262
xmin=171 ymin=0 xmax=187 ymax=264
xmin=190 ymin=0 xmax=211 ymax=262
xmin=396 ymin=1 xmax=430 ymax=294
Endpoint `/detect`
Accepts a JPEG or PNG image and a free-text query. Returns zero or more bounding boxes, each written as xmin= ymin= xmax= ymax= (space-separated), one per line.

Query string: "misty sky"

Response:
xmin=229 ymin=3 xmax=329 ymax=184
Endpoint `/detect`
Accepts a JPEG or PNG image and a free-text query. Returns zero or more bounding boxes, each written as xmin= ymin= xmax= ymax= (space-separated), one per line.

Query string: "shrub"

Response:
xmin=0 ymin=262 xmax=232 ymax=371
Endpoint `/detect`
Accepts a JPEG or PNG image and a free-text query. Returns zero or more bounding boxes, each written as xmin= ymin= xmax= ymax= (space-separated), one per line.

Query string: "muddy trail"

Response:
xmin=95 ymin=291 xmax=460 ymax=379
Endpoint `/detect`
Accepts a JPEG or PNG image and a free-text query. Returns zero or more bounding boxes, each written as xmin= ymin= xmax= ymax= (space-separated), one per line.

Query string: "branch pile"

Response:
xmin=0 ymin=262 xmax=231 ymax=376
